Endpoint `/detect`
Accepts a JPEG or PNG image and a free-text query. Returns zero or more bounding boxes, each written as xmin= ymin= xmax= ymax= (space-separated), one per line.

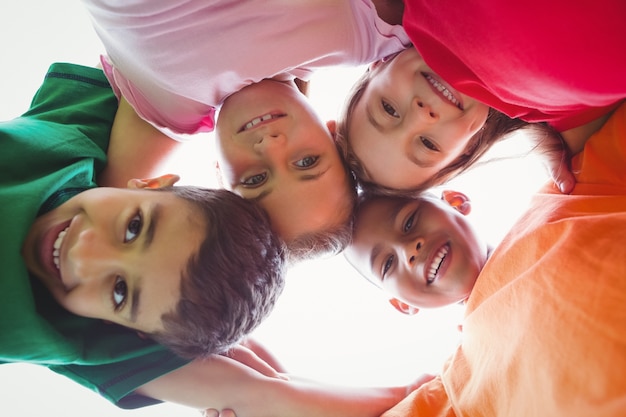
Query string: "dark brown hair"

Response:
xmin=150 ymin=187 xmax=286 ymax=359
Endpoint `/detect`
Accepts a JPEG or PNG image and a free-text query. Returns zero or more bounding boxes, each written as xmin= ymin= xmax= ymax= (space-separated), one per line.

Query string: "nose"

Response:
xmin=413 ymin=98 xmax=438 ymax=123
xmin=253 ymin=131 xmax=287 ymax=155
xmin=404 ymin=238 xmax=425 ymax=266
xmin=66 ymin=228 xmax=120 ymax=285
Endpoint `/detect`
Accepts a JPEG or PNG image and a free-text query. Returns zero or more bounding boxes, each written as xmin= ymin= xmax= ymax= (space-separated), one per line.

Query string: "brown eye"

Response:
xmin=420 ymin=137 xmax=439 ymax=151
xmin=382 ymin=100 xmax=399 ymax=118
xmin=125 ymin=213 xmax=142 ymax=242
xmin=382 ymin=255 xmax=394 ymax=277
xmin=113 ymin=276 xmax=127 ymax=310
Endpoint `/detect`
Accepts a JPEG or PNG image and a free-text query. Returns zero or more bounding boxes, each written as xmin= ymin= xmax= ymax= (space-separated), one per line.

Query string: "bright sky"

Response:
xmin=1 ymin=1 xmax=549 ymax=416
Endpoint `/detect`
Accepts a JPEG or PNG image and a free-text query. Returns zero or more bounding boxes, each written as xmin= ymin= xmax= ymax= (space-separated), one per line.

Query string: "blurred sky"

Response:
xmin=0 ymin=2 xmax=549 ymax=416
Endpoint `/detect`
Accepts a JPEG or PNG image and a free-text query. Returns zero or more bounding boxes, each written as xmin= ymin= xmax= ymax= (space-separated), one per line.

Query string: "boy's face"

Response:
xmin=344 ymin=192 xmax=488 ymax=310
xmin=349 ymin=48 xmax=489 ymax=190
xmin=22 ymin=184 xmax=205 ymax=334
xmin=215 ymin=79 xmax=352 ymax=243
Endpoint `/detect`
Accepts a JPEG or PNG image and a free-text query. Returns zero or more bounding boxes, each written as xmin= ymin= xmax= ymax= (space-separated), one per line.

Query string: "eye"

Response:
xmin=125 ymin=213 xmax=142 ymax=243
xmin=420 ymin=137 xmax=439 ymax=151
xmin=241 ymin=172 xmax=267 ymax=187
xmin=113 ymin=276 xmax=127 ymax=310
xmin=293 ymin=156 xmax=319 ymax=169
xmin=403 ymin=211 xmax=417 ymax=233
xmin=382 ymin=255 xmax=394 ymax=278
xmin=382 ymin=100 xmax=399 ymax=118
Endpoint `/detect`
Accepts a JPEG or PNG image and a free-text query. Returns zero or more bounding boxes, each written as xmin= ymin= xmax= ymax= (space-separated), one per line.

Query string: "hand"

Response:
xmin=202 ymin=409 xmax=237 ymax=417
xmin=542 ymin=145 xmax=576 ymax=194
xmin=530 ymin=126 xmax=576 ymax=194
xmin=221 ymin=343 xmax=287 ymax=380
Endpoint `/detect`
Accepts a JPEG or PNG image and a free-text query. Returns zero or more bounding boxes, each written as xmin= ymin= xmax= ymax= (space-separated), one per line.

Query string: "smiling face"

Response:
xmin=344 ymin=192 xmax=489 ymax=309
xmin=22 ymin=187 xmax=205 ymax=334
xmin=215 ymin=79 xmax=352 ymax=243
xmin=348 ymin=48 xmax=490 ymax=190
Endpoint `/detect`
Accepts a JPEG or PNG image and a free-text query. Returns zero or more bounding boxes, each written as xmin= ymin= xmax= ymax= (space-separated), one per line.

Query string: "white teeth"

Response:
xmin=243 ymin=113 xmax=275 ymax=131
xmin=424 ymin=74 xmax=462 ymax=109
xmin=427 ymin=245 xmax=449 ymax=283
xmin=53 ymin=227 xmax=68 ymax=270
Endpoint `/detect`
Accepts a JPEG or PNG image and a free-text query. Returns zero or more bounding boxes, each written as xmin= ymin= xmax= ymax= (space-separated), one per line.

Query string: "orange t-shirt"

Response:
xmin=383 ymin=104 xmax=626 ymax=417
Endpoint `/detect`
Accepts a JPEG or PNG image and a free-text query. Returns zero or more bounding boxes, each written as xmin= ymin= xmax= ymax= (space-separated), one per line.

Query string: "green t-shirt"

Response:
xmin=0 ymin=63 xmax=188 ymax=408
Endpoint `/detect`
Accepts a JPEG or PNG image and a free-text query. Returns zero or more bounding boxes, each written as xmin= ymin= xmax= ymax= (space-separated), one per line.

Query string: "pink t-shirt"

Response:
xmin=403 ymin=0 xmax=626 ymax=131
xmin=82 ymin=0 xmax=410 ymax=135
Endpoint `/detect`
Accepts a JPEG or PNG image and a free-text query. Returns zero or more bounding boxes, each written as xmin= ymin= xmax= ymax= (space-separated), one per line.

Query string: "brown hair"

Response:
xmin=335 ymin=50 xmax=563 ymax=198
xmin=150 ymin=187 xmax=286 ymax=359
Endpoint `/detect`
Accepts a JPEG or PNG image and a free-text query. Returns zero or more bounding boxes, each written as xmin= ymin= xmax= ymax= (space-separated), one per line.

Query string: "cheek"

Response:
xmin=61 ymin=287 xmax=106 ymax=320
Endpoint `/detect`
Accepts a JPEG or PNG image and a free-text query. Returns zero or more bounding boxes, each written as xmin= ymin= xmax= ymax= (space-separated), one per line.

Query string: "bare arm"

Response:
xmin=560 ymin=111 xmax=613 ymax=155
xmin=371 ymin=0 xmax=405 ymax=25
xmin=136 ymin=355 xmax=427 ymax=417
xmin=98 ymin=97 xmax=182 ymax=187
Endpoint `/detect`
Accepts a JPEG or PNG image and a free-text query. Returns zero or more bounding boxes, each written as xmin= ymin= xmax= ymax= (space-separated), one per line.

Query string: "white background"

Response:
xmin=0 ymin=1 xmax=548 ymax=416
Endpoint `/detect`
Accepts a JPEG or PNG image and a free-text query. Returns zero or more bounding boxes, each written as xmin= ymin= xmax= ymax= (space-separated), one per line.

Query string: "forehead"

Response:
xmin=130 ymin=192 xmax=205 ymax=333
xmin=260 ymin=166 xmax=353 ymax=242
xmin=354 ymin=194 xmax=445 ymax=236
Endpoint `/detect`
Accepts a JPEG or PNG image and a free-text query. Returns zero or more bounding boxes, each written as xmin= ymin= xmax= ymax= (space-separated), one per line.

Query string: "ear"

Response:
xmin=127 ymin=174 xmax=180 ymax=190
xmin=389 ymin=298 xmax=420 ymax=315
xmin=441 ymin=190 xmax=471 ymax=215
xmin=326 ymin=120 xmax=337 ymax=138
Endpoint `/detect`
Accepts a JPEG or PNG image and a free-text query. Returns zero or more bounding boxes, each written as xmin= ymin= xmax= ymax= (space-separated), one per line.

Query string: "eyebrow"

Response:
xmin=143 ymin=203 xmax=161 ymax=250
xmin=129 ymin=286 xmax=141 ymax=324
xmin=252 ymin=167 xmax=331 ymax=202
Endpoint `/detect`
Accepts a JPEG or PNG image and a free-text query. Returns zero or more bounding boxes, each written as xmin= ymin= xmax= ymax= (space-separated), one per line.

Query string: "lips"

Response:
xmin=425 ymin=243 xmax=450 ymax=284
xmin=237 ymin=112 xmax=286 ymax=133
xmin=422 ymin=73 xmax=463 ymax=110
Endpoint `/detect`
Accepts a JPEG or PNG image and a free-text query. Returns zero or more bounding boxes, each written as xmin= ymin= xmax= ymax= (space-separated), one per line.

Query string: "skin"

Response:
xmin=215 ymin=79 xmax=351 ymax=243
xmin=21 ymin=175 xmax=205 ymax=334
xmin=349 ymin=48 xmax=490 ymax=190
xmin=344 ymin=191 xmax=490 ymax=313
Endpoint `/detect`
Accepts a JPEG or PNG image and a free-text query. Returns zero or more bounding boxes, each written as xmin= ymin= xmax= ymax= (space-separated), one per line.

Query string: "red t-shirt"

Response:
xmin=403 ymin=0 xmax=626 ymax=131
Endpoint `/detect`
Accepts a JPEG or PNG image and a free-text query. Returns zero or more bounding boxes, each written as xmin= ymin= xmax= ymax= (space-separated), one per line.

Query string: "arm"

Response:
xmin=136 ymin=354 xmax=428 ymax=417
xmin=98 ymin=97 xmax=182 ymax=187
xmin=371 ymin=0 xmax=405 ymax=25
xmin=560 ymin=111 xmax=614 ymax=155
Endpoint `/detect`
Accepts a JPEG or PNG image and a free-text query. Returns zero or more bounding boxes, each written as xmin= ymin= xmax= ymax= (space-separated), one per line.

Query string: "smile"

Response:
xmin=53 ymin=227 xmax=69 ymax=270
xmin=237 ymin=112 xmax=286 ymax=133
xmin=423 ymin=73 xmax=463 ymax=110
xmin=426 ymin=243 xmax=449 ymax=284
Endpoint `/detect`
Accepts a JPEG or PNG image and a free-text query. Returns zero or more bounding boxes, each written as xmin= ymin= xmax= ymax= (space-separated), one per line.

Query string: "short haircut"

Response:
xmin=149 ymin=187 xmax=286 ymax=359
xmin=335 ymin=50 xmax=562 ymax=198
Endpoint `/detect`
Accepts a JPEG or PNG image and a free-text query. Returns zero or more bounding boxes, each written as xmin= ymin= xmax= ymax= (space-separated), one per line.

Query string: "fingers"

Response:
xmin=222 ymin=345 xmax=286 ymax=379
xmin=546 ymin=153 xmax=576 ymax=194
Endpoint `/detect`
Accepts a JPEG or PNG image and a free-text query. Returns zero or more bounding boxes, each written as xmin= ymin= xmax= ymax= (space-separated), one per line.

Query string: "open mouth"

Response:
xmin=426 ymin=243 xmax=450 ymax=284
xmin=423 ymin=73 xmax=463 ymax=110
xmin=237 ymin=112 xmax=287 ymax=133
